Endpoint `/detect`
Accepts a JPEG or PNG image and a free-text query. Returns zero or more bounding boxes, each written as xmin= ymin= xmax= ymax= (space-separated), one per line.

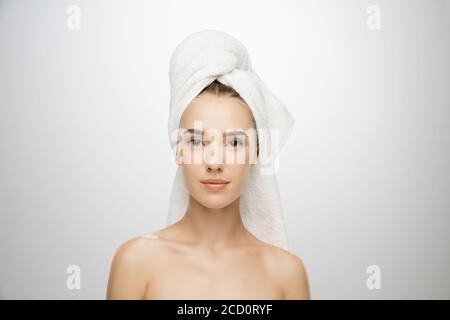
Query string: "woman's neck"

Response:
xmin=178 ymin=195 xmax=248 ymax=251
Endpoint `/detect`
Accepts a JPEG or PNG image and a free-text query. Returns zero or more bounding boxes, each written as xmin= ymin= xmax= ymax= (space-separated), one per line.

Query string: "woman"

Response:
xmin=107 ymin=30 xmax=310 ymax=300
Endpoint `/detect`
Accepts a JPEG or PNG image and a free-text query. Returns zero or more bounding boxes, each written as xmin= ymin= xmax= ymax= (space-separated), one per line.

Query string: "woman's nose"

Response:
xmin=204 ymin=141 xmax=224 ymax=172
xmin=207 ymin=162 xmax=224 ymax=172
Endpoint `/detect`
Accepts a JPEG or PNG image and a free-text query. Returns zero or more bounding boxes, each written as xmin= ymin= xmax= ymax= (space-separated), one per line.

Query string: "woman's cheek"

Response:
xmin=181 ymin=165 xmax=199 ymax=193
xmin=229 ymin=166 xmax=249 ymax=193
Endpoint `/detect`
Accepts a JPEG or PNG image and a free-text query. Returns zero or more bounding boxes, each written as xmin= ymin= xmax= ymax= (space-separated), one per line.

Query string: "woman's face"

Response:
xmin=176 ymin=93 xmax=258 ymax=209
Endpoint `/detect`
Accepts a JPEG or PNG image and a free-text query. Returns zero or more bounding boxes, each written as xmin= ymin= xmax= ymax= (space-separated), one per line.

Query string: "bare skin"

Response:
xmin=107 ymin=194 xmax=310 ymax=299
xmin=107 ymin=91 xmax=310 ymax=299
xmin=106 ymin=218 xmax=310 ymax=299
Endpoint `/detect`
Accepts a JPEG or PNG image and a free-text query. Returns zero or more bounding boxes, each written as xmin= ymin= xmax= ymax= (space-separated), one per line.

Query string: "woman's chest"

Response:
xmin=144 ymin=253 xmax=284 ymax=299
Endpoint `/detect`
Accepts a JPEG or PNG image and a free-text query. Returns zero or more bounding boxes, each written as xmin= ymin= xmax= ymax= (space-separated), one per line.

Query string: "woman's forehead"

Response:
xmin=180 ymin=94 xmax=254 ymax=129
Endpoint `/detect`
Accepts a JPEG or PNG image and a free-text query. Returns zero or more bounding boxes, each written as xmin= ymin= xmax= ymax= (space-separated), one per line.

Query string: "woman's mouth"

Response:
xmin=200 ymin=179 xmax=230 ymax=191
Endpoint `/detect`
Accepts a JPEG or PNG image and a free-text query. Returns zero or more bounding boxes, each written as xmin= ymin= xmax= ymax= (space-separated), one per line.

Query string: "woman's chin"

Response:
xmin=197 ymin=196 xmax=234 ymax=210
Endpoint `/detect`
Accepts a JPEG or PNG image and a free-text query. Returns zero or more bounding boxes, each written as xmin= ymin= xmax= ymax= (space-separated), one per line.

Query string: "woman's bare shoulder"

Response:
xmin=258 ymin=243 xmax=311 ymax=299
xmin=106 ymin=232 xmax=166 ymax=299
xmin=113 ymin=234 xmax=163 ymax=261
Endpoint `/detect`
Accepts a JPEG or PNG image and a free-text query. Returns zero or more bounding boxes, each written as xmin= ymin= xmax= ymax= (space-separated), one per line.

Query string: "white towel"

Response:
xmin=166 ymin=29 xmax=295 ymax=250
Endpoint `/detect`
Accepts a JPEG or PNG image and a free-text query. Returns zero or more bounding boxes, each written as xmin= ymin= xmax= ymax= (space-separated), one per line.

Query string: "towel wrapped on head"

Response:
xmin=166 ymin=29 xmax=295 ymax=250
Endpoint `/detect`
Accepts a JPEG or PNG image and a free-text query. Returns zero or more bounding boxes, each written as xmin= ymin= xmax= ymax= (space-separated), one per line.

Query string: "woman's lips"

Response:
xmin=200 ymin=179 xmax=230 ymax=191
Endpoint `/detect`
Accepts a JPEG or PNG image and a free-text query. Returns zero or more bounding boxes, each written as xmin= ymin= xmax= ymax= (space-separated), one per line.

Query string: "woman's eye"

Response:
xmin=189 ymin=137 xmax=202 ymax=146
xmin=226 ymin=138 xmax=244 ymax=148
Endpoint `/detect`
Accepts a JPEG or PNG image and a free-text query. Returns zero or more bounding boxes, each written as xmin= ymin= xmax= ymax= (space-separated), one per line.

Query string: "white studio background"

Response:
xmin=0 ymin=0 xmax=449 ymax=299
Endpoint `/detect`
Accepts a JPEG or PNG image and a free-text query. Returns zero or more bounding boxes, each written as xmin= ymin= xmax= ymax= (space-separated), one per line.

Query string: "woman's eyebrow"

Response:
xmin=186 ymin=128 xmax=202 ymax=135
xmin=224 ymin=130 xmax=247 ymax=137
xmin=185 ymin=128 xmax=248 ymax=137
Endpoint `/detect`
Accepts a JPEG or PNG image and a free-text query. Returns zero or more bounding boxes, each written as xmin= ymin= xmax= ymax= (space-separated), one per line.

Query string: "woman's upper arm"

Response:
xmin=106 ymin=238 xmax=151 ymax=300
